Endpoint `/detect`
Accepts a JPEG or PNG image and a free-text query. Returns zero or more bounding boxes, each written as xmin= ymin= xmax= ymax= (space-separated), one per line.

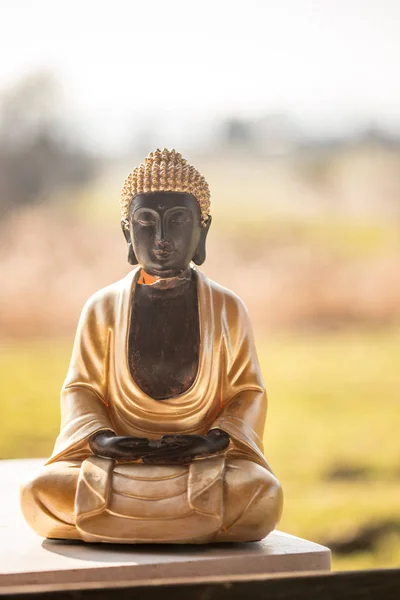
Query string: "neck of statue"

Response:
xmin=137 ymin=267 xmax=193 ymax=291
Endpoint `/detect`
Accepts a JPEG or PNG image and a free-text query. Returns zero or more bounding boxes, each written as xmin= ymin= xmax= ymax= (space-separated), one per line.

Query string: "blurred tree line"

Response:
xmin=0 ymin=73 xmax=98 ymax=217
xmin=2 ymin=71 xmax=400 ymax=221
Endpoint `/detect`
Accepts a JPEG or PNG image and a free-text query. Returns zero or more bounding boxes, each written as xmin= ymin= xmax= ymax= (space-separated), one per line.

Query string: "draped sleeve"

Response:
xmin=210 ymin=290 xmax=271 ymax=471
xmin=46 ymin=289 xmax=115 ymax=464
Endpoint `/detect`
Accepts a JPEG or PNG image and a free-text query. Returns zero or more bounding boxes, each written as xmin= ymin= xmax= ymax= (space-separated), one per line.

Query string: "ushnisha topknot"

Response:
xmin=120 ymin=148 xmax=211 ymax=229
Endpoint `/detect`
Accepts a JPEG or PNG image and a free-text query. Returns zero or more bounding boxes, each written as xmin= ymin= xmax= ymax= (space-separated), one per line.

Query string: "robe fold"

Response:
xmin=21 ymin=267 xmax=283 ymax=543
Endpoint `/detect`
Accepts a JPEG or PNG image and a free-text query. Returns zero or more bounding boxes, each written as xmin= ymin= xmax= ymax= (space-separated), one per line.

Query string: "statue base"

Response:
xmin=0 ymin=459 xmax=331 ymax=594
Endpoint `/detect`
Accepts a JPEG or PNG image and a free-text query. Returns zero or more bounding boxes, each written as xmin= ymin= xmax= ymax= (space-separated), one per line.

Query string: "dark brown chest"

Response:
xmin=128 ymin=275 xmax=200 ymax=400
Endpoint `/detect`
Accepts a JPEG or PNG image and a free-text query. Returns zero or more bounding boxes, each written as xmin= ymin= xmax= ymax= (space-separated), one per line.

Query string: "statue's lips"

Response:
xmin=153 ymin=249 xmax=175 ymax=260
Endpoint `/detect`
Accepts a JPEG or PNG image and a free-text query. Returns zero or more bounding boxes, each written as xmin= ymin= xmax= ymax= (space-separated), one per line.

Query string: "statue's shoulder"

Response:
xmin=200 ymin=271 xmax=249 ymax=320
xmin=80 ymin=269 xmax=137 ymax=319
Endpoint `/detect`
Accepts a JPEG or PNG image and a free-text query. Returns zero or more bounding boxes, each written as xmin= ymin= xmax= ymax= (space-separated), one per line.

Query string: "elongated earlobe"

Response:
xmin=121 ymin=221 xmax=138 ymax=265
xmin=127 ymin=242 xmax=138 ymax=265
xmin=192 ymin=243 xmax=206 ymax=265
xmin=192 ymin=217 xmax=211 ymax=266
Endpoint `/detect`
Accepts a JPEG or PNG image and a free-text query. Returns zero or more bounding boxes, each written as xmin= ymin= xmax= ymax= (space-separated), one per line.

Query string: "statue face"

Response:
xmin=127 ymin=191 xmax=206 ymax=277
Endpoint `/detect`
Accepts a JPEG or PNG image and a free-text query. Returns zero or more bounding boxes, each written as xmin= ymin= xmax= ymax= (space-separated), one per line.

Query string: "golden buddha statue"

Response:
xmin=21 ymin=149 xmax=283 ymax=544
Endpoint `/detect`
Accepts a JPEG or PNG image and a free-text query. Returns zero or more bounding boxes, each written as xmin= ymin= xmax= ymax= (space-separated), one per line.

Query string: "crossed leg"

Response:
xmin=21 ymin=458 xmax=283 ymax=543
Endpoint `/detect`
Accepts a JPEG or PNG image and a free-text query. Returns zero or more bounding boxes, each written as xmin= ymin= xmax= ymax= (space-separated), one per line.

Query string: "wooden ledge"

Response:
xmin=0 ymin=459 xmax=331 ymax=593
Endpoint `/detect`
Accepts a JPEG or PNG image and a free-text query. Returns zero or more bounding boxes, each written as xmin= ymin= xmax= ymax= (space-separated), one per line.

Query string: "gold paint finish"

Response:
xmin=20 ymin=267 xmax=283 ymax=543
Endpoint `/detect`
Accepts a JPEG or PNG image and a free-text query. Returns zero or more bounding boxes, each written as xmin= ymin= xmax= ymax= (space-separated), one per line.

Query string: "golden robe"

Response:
xmin=21 ymin=267 xmax=283 ymax=543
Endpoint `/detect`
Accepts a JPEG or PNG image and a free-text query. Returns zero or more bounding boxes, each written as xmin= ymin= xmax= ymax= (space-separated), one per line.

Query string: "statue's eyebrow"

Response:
xmin=163 ymin=206 xmax=191 ymax=215
xmin=132 ymin=206 xmax=159 ymax=216
xmin=132 ymin=206 xmax=190 ymax=218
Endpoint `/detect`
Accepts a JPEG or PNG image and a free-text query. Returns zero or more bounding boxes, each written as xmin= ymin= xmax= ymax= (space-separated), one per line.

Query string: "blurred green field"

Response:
xmin=0 ymin=329 xmax=399 ymax=570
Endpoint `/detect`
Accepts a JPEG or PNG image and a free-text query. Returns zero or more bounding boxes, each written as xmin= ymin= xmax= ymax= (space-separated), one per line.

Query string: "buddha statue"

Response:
xmin=21 ymin=149 xmax=283 ymax=544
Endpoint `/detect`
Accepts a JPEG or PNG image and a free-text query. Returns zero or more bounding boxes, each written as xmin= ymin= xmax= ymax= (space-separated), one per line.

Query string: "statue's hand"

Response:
xmin=89 ymin=429 xmax=153 ymax=460
xmin=142 ymin=429 xmax=230 ymax=465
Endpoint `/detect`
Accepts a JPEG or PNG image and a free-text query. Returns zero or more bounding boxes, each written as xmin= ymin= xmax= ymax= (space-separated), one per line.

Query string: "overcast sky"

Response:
xmin=1 ymin=0 xmax=400 ymax=147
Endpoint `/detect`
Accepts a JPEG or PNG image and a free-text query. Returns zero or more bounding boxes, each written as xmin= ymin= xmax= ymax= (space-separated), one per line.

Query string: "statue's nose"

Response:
xmin=155 ymin=238 xmax=173 ymax=250
xmin=155 ymin=217 xmax=166 ymax=241
xmin=155 ymin=218 xmax=173 ymax=246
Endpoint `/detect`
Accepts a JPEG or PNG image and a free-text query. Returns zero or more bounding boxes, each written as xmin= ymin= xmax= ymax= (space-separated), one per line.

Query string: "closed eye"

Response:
xmin=169 ymin=212 xmax=190 ymax=225
xmin=170 ymin=218 xmax=188 ymax=225
xmin=135 ymin=210 xmax=157 ymax=226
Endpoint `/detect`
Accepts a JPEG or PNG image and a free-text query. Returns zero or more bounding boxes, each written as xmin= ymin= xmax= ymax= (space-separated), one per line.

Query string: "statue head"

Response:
xmin=120 ymin=149 xmax=211 ymax=278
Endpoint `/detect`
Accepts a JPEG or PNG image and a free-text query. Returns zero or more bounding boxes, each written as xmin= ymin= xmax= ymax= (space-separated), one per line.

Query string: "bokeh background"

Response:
xmin=1 ymin=0 xmax=400 ymax=570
